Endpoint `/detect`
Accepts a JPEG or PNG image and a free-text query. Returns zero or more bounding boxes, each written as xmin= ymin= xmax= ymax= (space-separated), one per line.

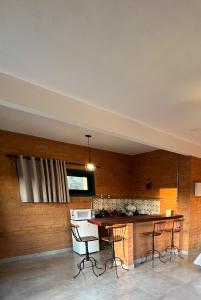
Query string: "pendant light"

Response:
xmin=85 ymin=134 xmax=96 ymax=171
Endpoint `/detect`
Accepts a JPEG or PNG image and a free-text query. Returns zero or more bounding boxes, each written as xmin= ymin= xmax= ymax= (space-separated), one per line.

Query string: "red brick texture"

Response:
xmin=0 ymin=129 xmax=199 ymax=259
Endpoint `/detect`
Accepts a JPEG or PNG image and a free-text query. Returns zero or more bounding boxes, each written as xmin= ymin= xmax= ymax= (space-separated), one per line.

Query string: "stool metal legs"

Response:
xmin=144 ymin=235 xmax=168 ymax=267
xmin=99 ymin=242 xmax=128 ymax=278
xmin=166 ymin=229 xmax=183 ymax=261
xmin=74 ymin=241 xmax=101 ymax=279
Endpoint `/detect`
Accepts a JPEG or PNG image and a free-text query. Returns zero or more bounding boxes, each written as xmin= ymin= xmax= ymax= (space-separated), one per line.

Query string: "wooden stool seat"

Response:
xmin=164 ymin=228 xmax=181 ymax=233
xmin=101 ymin=235 xmax=123 ymax=243
xmin=143 ymin=231 xmax=162 ymax=237
xmin=80 ymin=236 xmax=98 ymax=242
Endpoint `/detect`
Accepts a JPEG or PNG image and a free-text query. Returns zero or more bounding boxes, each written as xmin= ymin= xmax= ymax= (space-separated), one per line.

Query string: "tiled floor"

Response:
xmin=0 ymin=250 xmax=201 ymax=300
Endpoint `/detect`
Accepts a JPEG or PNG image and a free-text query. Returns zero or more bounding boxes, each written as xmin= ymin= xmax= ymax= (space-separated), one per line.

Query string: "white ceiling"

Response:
xmin=0 ymin=105 xmax=155 ymax=155
xmin=1 ymin=1 xmax=201 ymax=156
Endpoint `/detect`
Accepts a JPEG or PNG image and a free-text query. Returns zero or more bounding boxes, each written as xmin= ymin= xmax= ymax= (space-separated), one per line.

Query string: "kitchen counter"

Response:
xmin=89 ymin=214 xmax=183 ymax=226
xmin=88 ymin=214 xmax=184 ymax=267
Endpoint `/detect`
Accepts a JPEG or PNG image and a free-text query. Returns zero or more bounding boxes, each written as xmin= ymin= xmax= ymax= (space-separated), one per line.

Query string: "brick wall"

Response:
xmin=131 ymin=151 xmax=193 ymax=254
xmin=176 ymin=155 xmax=201 ymax=253
xmin=0 ymin=129 xmax=197 ymax=259
xmin=131 ymin=150 xmax=178 ymax=213
xmin=0 ymin=130 xmax=131 ymax=259
xmin=177 ymin=155 xmax=191 ymax=252
xmin=189 ymin=157 xmax=201 ymax=252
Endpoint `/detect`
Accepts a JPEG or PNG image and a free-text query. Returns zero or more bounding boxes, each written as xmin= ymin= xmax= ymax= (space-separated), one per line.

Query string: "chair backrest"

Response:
xmin=70 ymin=223 xmax=82 ymax=242
xmin=173 ymin=219 xmax=184 ymax=232
xmin=153 ymin=221 xmax=165 ymax=234
xmin=105 ymin=224 xmax=127 ymax=242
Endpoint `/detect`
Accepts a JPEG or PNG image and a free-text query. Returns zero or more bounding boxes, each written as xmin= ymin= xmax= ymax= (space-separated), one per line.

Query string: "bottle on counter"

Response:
xmin=100 ymin=208 xmax=108 ymax=218
xmin=134 ymin=209 xmax=139 ymax=216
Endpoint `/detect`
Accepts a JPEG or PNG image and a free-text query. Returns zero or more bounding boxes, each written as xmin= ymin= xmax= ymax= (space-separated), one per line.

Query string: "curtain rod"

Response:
xmin=6 ymin=154 xmax=100 ymax=168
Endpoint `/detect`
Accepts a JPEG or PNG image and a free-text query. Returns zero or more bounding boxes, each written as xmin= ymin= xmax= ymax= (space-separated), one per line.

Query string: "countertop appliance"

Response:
xmin=70 ymin=209 xmax=99 ymax=255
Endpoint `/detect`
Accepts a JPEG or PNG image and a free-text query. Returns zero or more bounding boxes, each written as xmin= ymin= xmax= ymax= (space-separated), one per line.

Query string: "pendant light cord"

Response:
xmin=86 ymin=135 xmax=91 ymax=163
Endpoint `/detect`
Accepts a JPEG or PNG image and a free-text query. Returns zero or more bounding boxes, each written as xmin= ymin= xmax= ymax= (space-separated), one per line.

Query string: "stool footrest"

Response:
xmin=142 ymin=249 xmax=169 ymax=267
xmin=166 ymin=245 xmax=183 ymax=260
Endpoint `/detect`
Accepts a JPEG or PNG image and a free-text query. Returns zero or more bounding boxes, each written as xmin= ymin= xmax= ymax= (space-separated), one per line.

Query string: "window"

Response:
xmin=67 ymin=169 xmax=96 ymax=197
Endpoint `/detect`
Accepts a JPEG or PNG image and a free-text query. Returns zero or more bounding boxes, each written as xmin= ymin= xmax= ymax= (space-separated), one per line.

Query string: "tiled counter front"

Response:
xmin=92 ymin=198 xmax=160 ymax=215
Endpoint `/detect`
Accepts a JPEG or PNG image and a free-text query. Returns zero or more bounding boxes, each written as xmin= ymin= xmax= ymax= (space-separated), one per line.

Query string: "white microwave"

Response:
xmin=70 ymin=209 xmax=95 ymax=220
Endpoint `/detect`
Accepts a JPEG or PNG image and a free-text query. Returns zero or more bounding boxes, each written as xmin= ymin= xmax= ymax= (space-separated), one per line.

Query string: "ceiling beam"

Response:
xmin=1 ymin=73 xmax=201 ymax=157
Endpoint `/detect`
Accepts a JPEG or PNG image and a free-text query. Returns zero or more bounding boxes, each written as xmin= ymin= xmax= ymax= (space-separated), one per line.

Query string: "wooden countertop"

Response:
xmin=88 ymin=214 xmax=183 ymax=226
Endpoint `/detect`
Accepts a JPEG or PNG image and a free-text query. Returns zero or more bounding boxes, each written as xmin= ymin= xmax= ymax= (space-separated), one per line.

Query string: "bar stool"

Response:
xmin=71 ymin=223 xmax=101 ymax=278
xmin=164 ymin=219 xmax=184 ymax=260
xmin=143 ymin=221 xmax=167 ymax=267
xmin=99 ymin=224 xmax=129 ymax=278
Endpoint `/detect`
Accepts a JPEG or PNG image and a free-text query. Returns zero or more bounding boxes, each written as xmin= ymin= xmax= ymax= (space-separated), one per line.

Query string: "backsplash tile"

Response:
xmin=92 ymin=198 xmax=160 ymax=215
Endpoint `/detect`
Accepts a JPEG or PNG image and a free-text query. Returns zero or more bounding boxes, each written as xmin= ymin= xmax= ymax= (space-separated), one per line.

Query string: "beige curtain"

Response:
xmin=17 ymin=155 xmax=70 ymax=203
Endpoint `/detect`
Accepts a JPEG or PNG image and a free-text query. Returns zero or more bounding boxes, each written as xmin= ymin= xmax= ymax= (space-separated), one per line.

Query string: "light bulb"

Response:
xmin=85 ymin=162 xmax=96 ymax=171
